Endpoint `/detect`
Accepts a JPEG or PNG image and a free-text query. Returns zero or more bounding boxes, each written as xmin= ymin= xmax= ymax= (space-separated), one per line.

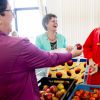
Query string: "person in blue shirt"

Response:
xmin=35 ymin=13 xmax=72 ymax=80
xmin=35 ymin=13 xmax=71 ymax=51
xmin=35 ymin=32 xmax=66 ymax=51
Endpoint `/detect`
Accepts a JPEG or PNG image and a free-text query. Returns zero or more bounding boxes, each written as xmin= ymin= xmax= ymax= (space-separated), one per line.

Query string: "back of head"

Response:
xmin=0 ymin=0 xmax=8 ymax=16
xmin=42 ymin=13 xmax=57 ymax=31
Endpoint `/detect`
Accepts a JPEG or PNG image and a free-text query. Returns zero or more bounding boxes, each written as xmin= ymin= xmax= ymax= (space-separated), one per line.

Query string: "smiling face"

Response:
xmin=47 ymin=17 xmax=58 ymax=32
xmin=0 ymin=3 xmax=13 ymax=34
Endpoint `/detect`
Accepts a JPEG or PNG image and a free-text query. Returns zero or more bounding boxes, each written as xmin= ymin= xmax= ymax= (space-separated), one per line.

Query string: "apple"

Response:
xmin=79 ymin=89 xmax=84 ymax=94
xmin=60 ymin=89 xmax=67 ymax=94
xmin=56 ymin=90 xmax=63 ymax=99
xmin=48 ymin=73 xmax=52 ymax=77
xmin=46 ymin=88 xmax=51 ymax=93
xmin=75 ymin=68 xmax=81 ymax=74
xmin=82 ymin=91 xmax=90 ymax=99
xmin=89 ymin=97 xmax=96 ymax=100
xmin=56 ymin=72 xmax=62 ymax=78
xmin=44 ymin=93 xmax=53 ymax=100
xmin=61 ymin=63 xmax=65 ymax=66
xmin=84 ymin=91 xmax=90 ymax=95
xmin=72 ymin=96 xmax=80 ymax=100
xmin=88 ymin=65 xmax=95 ymax=73
xmin=75 ymin=79 xmax=78 ymax=83
xmin=50 ymin=85 xmax=58 ymax=93
xmin=39 ymin=90 xmax=45 ymax=97
xmin=57 ymin=83 xmax=64 ymax=90
xmin=98 ymin=94 xmax=100 ymax=99
xmin=81 ymin=74 xmax=84 ymax=79
xmin=43 ymin=85 xmax=49 ymax=91
xmin=75 ymin=43 xmax=82 ymax=50
xmin=92 ymin=93 xmax=98 ymax=98
xmin=94 ymin=88 xmax=100 ymax=94
xmin=67 ymin=71 xmax=72 ymax=76
xmin=75 ymin=91 xmax=82 ymax=96
xmin=52 ymin=96 xmax=59 ymax=100
xmin=67 ymin=60 xmax=73 ymax=66
xmin=84 ymin=63 xmax=86 ymax=68
xmin=40 ymin=96 xmax=45 ymax=100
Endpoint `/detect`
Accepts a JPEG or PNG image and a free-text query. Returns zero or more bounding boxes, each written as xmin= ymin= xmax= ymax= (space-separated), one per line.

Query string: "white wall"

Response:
xmin=46 ymin=0 xmax=100 ymax=45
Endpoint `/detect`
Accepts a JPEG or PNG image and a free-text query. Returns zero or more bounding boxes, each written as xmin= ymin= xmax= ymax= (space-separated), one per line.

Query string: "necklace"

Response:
xmin=46 ymin=32 xmax=57 ymax=42
xmin=48 ymin=37 xmax=57 ymax=42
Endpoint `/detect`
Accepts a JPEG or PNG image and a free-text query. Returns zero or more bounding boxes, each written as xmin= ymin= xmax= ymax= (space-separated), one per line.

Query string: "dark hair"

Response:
xmin=0 ymin=0 xmax=8 ymax=16
xmin=42 ymin=13 xmax=57 ymax=31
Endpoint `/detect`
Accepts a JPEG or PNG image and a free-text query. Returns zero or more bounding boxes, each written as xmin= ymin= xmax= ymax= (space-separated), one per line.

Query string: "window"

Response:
xmin=13 ymin=0 xmax=39 ymax=8
xmin=9 ymin=0 xmax=45 ymax=43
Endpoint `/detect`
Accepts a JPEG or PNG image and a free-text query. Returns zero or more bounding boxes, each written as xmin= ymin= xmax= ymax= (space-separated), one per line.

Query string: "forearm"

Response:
xmin=32 ymin=51 xmax=72 ymax=68
xmin=20 ymin=40 xmax=72 ymax=69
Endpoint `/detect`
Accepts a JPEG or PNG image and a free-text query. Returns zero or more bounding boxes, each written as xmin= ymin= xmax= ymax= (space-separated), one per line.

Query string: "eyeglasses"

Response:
xmin=4 ymin=9 xmax=15 ymax=17
xmin=4 ymin=9 xmax=14 ymax=14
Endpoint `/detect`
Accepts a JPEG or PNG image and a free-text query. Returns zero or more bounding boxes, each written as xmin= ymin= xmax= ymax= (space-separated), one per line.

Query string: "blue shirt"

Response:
xmin=35 ymin=33 xmax=67 ymax=51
